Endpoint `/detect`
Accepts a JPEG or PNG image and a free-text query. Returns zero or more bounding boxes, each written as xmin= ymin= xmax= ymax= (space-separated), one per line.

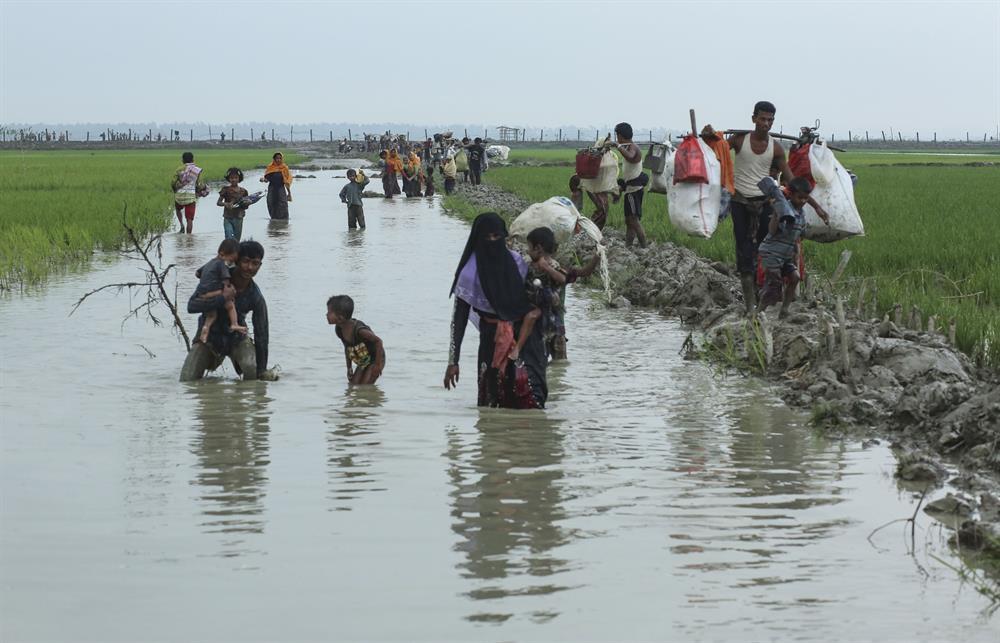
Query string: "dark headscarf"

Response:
xmin=451 ymin=212 xmax=532 ymax=321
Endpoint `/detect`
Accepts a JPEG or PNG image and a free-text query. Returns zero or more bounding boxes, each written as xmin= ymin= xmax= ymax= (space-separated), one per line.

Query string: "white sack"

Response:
xmin=486 ymin=145 xmax=510 ymax=160
xmin=579 ymin=150 xmax=619 ymax=194
xmin=510 ymin=196 xmax=585 ymax=246
xmin=802 ymin=142 xmax=865 ymax=242
xmin=667 ymin=138 xmax=721 ymax=238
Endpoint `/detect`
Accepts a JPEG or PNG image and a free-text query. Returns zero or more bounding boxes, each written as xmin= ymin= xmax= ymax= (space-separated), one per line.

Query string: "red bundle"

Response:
xmin=788 ymin=144 xmax=816 ymax=188
xmin=673 ymin=136 xmax=708 ymax=184
xmin=575 ymin=149 xmax=603 ymax=179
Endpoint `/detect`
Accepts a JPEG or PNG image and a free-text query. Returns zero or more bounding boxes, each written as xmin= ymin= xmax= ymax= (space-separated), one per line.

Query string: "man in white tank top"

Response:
xmin=727 ymin=101 xmax=795 ymax=312
xmin=613 ymin=122 xmax=648 ymax=248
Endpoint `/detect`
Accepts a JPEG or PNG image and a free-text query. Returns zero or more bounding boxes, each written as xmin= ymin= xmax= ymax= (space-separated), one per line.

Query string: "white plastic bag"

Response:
xmin=485 ymin=145 xmax=510 ymax=160
xmin=510 ymin=196 xmax=586 ymax=245
xmin=667 ymin=138 xmax=721 ymax=238
xmin=648 ymin=140 xmax=676 ymax=194
xmin=802 ymin=141 xmax=864 ymax=242
xmin=579 ymin=149 xmax=619 ymax=194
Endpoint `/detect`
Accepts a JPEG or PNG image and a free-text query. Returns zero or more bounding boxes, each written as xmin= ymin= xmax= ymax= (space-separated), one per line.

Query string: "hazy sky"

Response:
xmin=2 ymin=0 xmax=998 ymax=138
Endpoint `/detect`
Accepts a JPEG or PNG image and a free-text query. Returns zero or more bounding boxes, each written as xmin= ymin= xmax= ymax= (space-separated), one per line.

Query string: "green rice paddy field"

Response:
xmin=449 ymin=147 xmax=1000 ymax=366
xmin=0 ymin=149 xmax=303 ymax=288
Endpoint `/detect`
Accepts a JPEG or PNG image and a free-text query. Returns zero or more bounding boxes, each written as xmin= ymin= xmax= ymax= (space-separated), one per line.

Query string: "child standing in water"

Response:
xmin=193 ymin=238 xmax=246 ymax=343
xmin=339 ymin=169 xmax=370 ymax=230
xmin=327 ymin=295 xmax=386 ymax=385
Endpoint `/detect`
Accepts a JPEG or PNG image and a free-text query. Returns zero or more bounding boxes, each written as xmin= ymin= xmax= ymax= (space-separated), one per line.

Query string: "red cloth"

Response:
xmin=491 ymin=320 xmax=515 ymax=368
xmin=673 ymin=136 xmax=708 ymax=184
xmin=788 ymin=144 xmax=816 ymax=188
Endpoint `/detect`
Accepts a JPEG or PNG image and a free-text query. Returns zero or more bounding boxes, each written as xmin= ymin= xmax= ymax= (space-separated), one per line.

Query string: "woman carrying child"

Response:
xmin=444 ymin=212 xmax=547 ymax=409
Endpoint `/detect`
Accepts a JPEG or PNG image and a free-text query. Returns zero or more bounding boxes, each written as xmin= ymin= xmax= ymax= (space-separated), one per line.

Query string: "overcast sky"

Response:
xmin=2 ymin=0 xmax=998 ymax=138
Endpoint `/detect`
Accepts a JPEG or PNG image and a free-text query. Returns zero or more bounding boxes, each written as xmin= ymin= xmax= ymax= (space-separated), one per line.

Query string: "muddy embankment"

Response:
xmin=449 ymin=182 xmax=1000 ymax=554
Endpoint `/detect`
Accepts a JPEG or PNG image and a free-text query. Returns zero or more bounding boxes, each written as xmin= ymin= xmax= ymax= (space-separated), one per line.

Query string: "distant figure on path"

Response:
xmin=261 ymin=152 xmax=292 ymax=219
xmin=172 ymin=151 xmax=208 ymax=234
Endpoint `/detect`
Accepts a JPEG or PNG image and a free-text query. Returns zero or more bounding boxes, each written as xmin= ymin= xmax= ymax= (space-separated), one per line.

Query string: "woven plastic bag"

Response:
xmin=667 ymin=137 xmax=721 ymax=238
xmin=801 ymin=142 xmax=864 ymax=242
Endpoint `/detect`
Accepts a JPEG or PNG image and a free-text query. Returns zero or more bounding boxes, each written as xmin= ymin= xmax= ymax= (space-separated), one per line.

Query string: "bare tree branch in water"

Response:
xmin=71 ymin=206 xmax=191 ymax=352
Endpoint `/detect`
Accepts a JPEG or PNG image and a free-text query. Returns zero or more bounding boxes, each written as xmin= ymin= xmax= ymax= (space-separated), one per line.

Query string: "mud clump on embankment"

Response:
xmin=448 ymin=182 xmax=1000 ymax=554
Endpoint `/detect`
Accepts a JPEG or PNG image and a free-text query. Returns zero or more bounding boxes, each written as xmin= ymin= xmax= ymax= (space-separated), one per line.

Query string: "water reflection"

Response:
xmin=266 ymin=219 xmax=290 ymax=238
xmin=187 ymin=381 xmax=272 ymax=553
xmin=446 ymin=410 xmax=574 ymax=622
xmin=326 ymin=386 xmax=387 ymax=511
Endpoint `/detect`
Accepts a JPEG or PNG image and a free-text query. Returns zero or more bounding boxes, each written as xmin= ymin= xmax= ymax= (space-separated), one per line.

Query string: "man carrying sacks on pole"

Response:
xmin=727 ymin=100 xmax=794 ymax=313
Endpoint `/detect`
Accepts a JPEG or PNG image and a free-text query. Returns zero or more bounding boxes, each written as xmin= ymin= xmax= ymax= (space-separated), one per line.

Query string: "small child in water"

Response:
xmin=194 ymin=238 xmax=246 ymax=343
xmin=327 ymin=295 xmax=386 ymax=385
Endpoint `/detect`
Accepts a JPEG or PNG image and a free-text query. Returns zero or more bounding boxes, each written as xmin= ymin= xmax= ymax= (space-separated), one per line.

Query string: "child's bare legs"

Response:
xmin=779 ymin=272 xmax=800 ymax=319
xmin=199 ymin=310 xmax=217 ymax=343
xmin=225 ymin=299 xmax=247 ymax=333
xmin=509 ymin=308 xmax=540 ymax=362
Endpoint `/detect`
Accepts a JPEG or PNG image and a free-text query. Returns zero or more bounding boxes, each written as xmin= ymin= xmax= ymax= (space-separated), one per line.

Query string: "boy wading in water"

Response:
xmin=193 ymin=239 xmax=247 ymax=343
xmin=755 ymin=177 xmax=828 ymax=319
xmin=339 ymin=169 xmax=370 ymax=229
xmin=327 ymin=295 xmax=386 ymax=385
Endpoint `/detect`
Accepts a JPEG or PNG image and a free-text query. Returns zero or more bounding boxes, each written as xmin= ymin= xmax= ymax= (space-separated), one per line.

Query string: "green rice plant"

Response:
xmin=0 ymin=149 xmax=303 ymax=289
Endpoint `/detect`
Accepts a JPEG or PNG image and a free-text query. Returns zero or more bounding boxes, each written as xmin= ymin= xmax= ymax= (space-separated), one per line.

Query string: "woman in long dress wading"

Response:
xmin=261 ymin=151 xmax=292 ymax=219
xmin=444 ymin=212 xmax=548 ymax=409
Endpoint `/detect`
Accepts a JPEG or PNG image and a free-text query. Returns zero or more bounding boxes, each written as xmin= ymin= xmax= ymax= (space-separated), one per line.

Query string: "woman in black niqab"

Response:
xmin=445 ymin=212 xmax=547 ymax=408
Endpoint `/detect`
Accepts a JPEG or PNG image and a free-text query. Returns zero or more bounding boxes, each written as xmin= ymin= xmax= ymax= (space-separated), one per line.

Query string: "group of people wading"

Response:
xmin=171 ymin=151 xmax=293 ymax=236
xmin=177 ymin=100 xmax=822 ymax=410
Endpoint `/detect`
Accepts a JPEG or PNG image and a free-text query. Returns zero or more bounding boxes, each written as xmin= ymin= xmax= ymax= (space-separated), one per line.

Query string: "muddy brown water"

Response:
xmin=1 ymin=169 xmax=996 ymax=641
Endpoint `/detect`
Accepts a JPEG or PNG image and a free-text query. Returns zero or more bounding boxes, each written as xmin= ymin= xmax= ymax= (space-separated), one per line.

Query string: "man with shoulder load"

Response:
xmin=726 ymin=101 xmax=794 ymax=312
xmin=611 ymin=122 xmax=648 ymax=248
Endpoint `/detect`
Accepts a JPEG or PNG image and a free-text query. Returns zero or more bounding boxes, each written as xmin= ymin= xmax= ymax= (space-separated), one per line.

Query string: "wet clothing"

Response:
xmin=340 ymin=177 xmax=369 ymax=206
xmin=758 ymin=205 xmax=807 ymax=270
xmin=450 ymin=213 xmax=547 ymax=409
xmin=623 ymin=188 xmax=644 ymax=220
xmin=220 ymin=185 xmax=249 ymax=240
xmin=731 ymin=195 xmax=772 ymax=275
xmin=347 ymin=205 xmax=365 ymax=229
xmin=264 ymin=172 xmax=289 ymax=219
xmin=187 ymin=271 xmax=269 ymax=377
xmin=381 ymin=160 xmax=400 ymax=196
xmin=450 ymin=298 xmax=547 ymax=409
xmin=219 ymin=185 xmax=249 ymax=219
xmin=336 ymin=320 xmax=377 ymax=368
xmin=195 ymin=257 xmax=231 ymax=294
xmin=424 ymin=173 xmax=435 ymax=197
xmin=172 ymin=163 xmax=205 ymax=207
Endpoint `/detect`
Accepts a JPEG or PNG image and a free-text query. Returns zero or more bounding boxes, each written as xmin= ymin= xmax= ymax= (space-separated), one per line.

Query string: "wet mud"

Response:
xmin=451 ymin=182 xmax=1000 ymax=554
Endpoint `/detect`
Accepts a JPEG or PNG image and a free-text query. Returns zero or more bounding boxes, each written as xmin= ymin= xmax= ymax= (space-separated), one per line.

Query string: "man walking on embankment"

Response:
xmin=727 ymin=101 xmax=794 ymax=312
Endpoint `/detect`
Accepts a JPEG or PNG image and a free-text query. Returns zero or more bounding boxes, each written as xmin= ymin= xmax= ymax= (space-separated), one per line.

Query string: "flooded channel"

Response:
xmin=1 ymin=167 xmax=996 ymax=641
